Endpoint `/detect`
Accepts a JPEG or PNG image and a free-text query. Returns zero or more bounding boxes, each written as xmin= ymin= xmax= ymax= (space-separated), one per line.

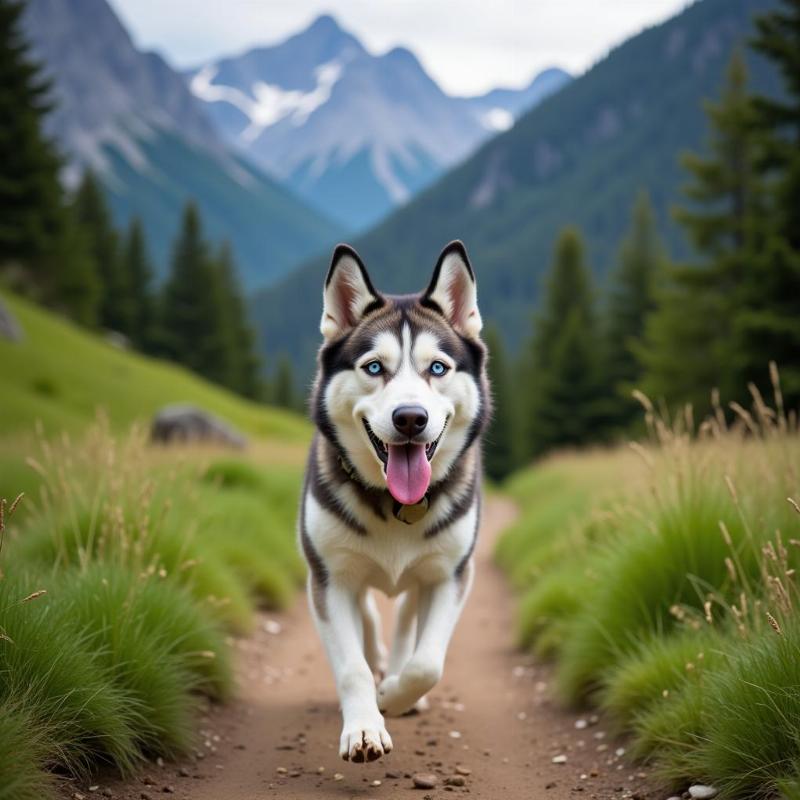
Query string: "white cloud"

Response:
xmin=107 ymin=0 xmax=691 ymax=95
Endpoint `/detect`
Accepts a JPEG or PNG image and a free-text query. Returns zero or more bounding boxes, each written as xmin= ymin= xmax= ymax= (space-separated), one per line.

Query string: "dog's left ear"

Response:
xmin=321 ymin=244 xmax=383 ymax=340
xmin=422 ymin=241 xmax=482 ymax=339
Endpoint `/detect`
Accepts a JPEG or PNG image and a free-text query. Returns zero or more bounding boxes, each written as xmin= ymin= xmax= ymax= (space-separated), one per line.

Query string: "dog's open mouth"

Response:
xmin=362 ymin=418 xmax=448 ymax=506
xmin=362 ymin=418 xmax=446 ymax=467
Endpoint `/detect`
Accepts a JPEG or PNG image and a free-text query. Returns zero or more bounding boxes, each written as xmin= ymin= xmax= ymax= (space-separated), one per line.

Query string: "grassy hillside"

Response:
xmin=497 ymin=388 xmax=800 ymax=798
xmin=250 ymin=0 xmax=781 ymax=377
xmin=0 ymin=292 xmax=310 ymax=798
xmin=0 ymin=289 xmax=310 ymax=441
xmin=103 ymin=130 xmax=342 ymax=289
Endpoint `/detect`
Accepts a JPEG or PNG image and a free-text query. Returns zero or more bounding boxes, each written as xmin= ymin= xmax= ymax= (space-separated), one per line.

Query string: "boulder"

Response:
xmin=150 ymin=404 xmax=247 ymax=449
xmin=0 ymin=298 xmax=23 ymax=342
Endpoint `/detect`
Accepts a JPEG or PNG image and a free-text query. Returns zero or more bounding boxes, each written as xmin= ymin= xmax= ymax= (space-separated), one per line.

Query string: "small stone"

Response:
xmin=275 ymin=767 xmax=288 ymax=775
xmin=689 ymin=786 xmax=718 ymax=800
xmin=448 ymin=730 xmax=462 ymax=739
xmin=371 ymin=780 xmax=382 ymax=787
xmin=178 ymin=768 xmax=190 ymax=778
xmin=88 ymin=787 xmax=99 ymax=793
xmin=615 ymin=747 xmax=626 ymax=757
xmin=574 ymin=719 xmax=588 ymax=730
xmin=385 ymin=771 xmax=401 ymax=779
xmin=141 ymin=793 xmax=154 ymax=800
xmin=263 ymin=619 xmax=282 ymax=635
xmin=455 ymin=766 xmax=472 ymax=775
xmin=413 ymin=773 xmax=439 ymax=789
xmin=666 ymin=796 xmax=682 ymax=800
xmin=156 ymin=757 xmax=165 ymax=768
xmin=552 ymin=754 xmax=567 ymax=764
xmin=72 ymin=794 xmax=86 ymax=800
xmin=333 ymin=773 xmax=344 ymax=781
xmin=445 ymin=776 xmax=466 ymax=787
xmin=162 ymin=788 xmax=175 ymax=795
xmin=317 ymin=766 xmax=325 ymax=774
xmin=142 ymin=776 xmax=156 ymax=786
xmin=288 ymin=770 xmax=301 ymax=778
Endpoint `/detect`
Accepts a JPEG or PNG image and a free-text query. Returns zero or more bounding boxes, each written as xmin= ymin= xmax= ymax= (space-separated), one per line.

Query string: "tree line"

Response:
xmin=486 ymin=0 xmax=800 ymax=480
xmin=0 ymin=0 xmax=266 ymax=401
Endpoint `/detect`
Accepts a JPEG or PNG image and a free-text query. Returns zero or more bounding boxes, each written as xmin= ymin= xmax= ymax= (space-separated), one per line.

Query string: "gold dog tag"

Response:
xmin=393 ymin=495 xmax=430 ymax=525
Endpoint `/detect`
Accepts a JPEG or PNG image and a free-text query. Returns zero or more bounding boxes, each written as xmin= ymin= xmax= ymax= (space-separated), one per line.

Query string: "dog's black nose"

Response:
xmin=392 ymin=405 xmax=428 ymax=438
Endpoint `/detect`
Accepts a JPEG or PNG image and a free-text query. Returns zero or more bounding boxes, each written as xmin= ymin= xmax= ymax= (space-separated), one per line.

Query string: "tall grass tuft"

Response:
xmin=499 ymin=367 xmax=800 ymax=798
xmin=0 ymin=701 xmax=54 ymax=800
xmin=0 ymin=420 xmax=305 ymax=797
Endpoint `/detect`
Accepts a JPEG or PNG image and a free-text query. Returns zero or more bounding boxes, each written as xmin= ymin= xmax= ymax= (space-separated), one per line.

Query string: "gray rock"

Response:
xmin=689 ymin=786 xmax=718 ymax=800
xmin=150 ymin=405 xmax=246 ymax=449
xmin=0 ymin=298 xmax=23 ymax=342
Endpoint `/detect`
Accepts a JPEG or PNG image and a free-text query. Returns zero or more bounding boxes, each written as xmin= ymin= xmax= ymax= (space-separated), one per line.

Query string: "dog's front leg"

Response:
xmin=377 ymin=564 xmax=473 ymax=716
xmin=308 ymin=579 xmax=393 ymax=762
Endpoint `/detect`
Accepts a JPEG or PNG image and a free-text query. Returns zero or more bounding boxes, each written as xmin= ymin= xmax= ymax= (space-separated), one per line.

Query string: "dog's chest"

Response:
xmin=348 ymin=527 xmax=455 ymax=594
xmin=306 ymin=492 xmax=474 ymax=595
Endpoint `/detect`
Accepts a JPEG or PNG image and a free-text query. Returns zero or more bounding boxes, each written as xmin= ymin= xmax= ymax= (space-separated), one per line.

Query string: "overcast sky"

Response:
xmin=108 ymin=0 xmax=691 ymax=95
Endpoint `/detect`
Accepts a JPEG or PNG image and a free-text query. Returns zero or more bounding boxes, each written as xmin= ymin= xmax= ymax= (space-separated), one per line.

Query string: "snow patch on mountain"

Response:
xmin=481 ymin=108 xmax=515 ymax=132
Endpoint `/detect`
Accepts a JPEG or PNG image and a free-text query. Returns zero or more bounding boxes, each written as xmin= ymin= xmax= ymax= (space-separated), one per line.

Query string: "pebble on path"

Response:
xmin=689 ymin=786 xmax=719 ymax=799
xmin=413 ymin=773 xmax=439 ymax=789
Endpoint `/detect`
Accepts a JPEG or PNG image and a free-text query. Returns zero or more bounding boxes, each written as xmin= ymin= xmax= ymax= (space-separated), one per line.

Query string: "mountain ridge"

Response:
xmin=249 ymin=0 xmax=782 ymax=377
xmin=21 ymin=0 xmax=342 ymax=288
xmin=186 ymin=14 xmax=571 ymax=230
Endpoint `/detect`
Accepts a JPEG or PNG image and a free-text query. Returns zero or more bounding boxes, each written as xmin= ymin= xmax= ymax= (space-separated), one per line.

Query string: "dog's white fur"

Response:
xmin=302 ymin=244 xmax=484 ymax=762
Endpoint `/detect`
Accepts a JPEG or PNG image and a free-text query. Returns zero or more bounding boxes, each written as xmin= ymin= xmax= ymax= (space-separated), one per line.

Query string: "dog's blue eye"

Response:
xmin=430 ymin=361 xmax=449 ymax=376
xmin=364 ymin=360 xmax=383 ymax=376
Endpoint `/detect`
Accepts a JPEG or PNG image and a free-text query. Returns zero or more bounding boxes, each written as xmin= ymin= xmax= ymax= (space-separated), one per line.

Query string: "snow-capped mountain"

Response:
xmin=187 ymin=15 xmax=571 ymax=230
xmin=20 ymin=0 xmax=341 ymax=288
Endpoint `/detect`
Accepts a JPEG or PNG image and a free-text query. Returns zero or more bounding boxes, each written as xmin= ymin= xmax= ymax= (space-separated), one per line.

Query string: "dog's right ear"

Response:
xmin=320 ymin=244 xmax=383 ymax=340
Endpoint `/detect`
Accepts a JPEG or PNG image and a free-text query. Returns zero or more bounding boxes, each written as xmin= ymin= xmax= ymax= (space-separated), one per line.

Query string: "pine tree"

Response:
xmin=122 ymin=217 xmax=157 ymax=351
xmin=737 ymin=0 xmax=800 ymax=404
xmin=161 ymin=203 xmax=228 ymax=381
xmin=0 ymin=0 xmax=98 ymax=321
xmin=73 ymin=171 xmax=132 ymax=334
xmin=211 ymin=242 xmax=264 ymax=399
xmin=638 ymin=51 xmax=762 ymax=412
xmin=483 ymin=325 xmax=516 ymax=480
xmin=272 ymin=355 xmax=300 ymax=411
xmin=50 ymin=205 xmax=100 ymax=326
xmin=523 ymin=227 xmax=603 ymax=456
xmin=603 ymin=191 xmax=664 ymax=427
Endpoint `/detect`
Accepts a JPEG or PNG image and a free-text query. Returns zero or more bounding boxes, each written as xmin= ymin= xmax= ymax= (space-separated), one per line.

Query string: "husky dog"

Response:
xmin=299 ymin=241 xmax=490 ymax=763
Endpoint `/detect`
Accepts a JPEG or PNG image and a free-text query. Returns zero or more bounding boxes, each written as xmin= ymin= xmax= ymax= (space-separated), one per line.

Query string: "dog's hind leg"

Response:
xmin=360 ymin=589 xmax=388 ymax=679
xmin=378 ymin=565 xmax=474 ymax=717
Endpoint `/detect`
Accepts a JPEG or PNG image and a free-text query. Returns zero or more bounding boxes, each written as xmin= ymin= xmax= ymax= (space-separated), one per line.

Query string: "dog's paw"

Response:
xmin=378 ymin=660 xmax=440 ymax=717
xmin=339 ymin=723 xmax=393 ymax=763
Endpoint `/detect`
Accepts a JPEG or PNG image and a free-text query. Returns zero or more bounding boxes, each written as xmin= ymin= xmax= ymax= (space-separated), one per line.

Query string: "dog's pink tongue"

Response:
xmin=386 ymin=443 xmax=431 ymax=506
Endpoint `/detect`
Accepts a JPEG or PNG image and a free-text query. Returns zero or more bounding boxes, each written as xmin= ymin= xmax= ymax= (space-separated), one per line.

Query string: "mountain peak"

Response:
xmin=293 ymin=12 xmax=362 ymax=53
xmin=306 ymin=13 xmax=343 ymax=34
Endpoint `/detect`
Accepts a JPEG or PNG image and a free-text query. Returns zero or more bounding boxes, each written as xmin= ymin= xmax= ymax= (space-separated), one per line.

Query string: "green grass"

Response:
xmin=0 ymin=290 xmax=311 ymax=797
xmin=498 ymin=404 xmax=800 ymax=799
xmin=0 ymin=288 xmax=310 ymax=441
xmin=0 ymin=432 xmax=305 ymax=795
xmin=0 ymin=701 xmax=54 ymax=800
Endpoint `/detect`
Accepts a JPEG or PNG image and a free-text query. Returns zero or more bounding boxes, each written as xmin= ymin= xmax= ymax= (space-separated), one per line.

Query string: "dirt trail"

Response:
xmin=95 ymin=497 xmax=654 ymax=800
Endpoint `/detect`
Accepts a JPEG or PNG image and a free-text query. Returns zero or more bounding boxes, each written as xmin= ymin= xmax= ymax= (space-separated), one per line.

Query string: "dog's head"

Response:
xmin=312 ymin=241 xmax=489 ymax=506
